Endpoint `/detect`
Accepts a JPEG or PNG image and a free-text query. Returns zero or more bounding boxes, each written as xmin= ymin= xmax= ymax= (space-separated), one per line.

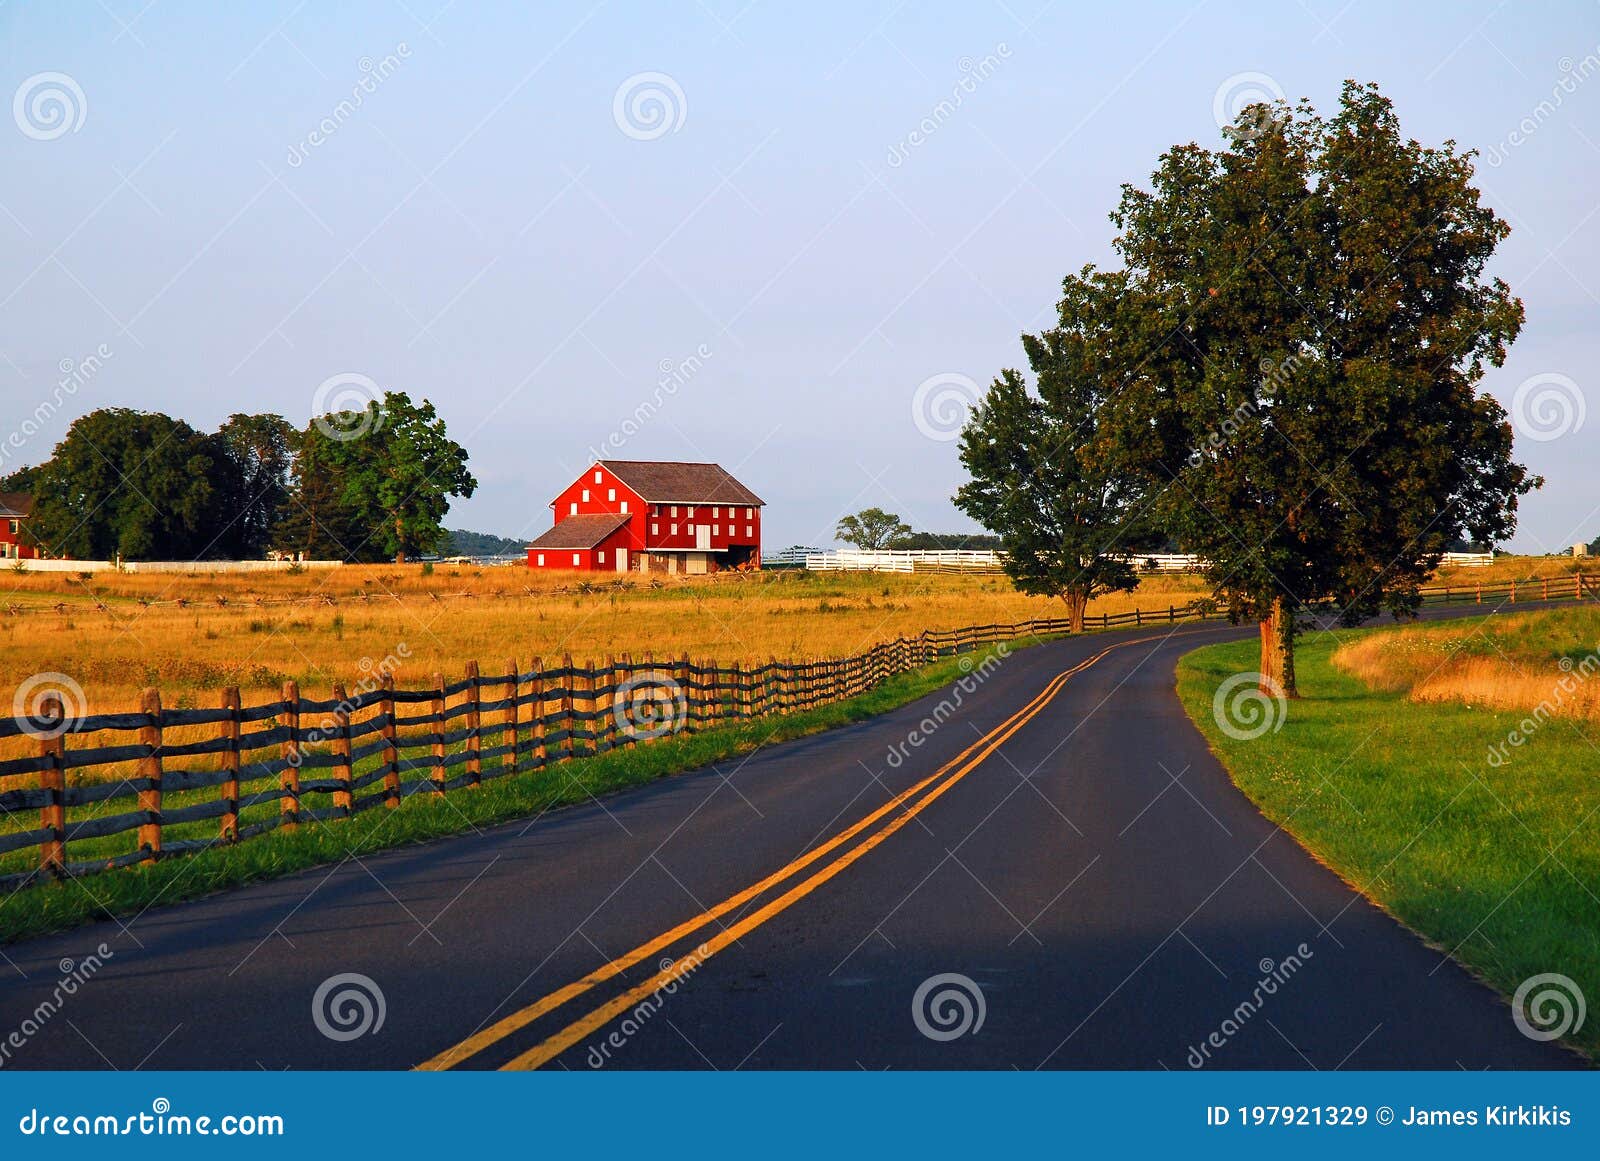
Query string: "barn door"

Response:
xmin=695 ymin=524 xmax=711 ymax=550
xmin=614 ymin=548 xmax=628 ymax=572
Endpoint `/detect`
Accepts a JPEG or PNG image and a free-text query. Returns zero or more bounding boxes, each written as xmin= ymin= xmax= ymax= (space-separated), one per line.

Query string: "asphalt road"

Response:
xmin=0 ymin=613 xmax=1585 ymax=1070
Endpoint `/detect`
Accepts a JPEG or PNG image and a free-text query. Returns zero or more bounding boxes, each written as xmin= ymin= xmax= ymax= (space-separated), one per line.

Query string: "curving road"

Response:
xmin=0 ymin=616 xmax=1584 ymax=1070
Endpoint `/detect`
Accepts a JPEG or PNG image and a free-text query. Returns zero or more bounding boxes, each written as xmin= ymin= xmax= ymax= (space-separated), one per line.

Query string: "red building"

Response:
xmin=527 ymin=461 xmax=763 ymax=574
xmin=0 ymin=493 xmax=37 ymax=560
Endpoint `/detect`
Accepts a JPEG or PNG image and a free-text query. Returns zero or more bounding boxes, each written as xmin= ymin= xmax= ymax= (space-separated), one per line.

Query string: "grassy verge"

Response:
xmin=0 ymin=645 xmax=1014 ymax=946
xmin=1177 ymin=623 xmax=1600 ymax=1058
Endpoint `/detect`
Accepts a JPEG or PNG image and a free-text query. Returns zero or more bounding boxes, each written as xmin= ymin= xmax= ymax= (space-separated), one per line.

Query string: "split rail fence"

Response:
xmin=1 ymin=572 xmax=1593 ymax=889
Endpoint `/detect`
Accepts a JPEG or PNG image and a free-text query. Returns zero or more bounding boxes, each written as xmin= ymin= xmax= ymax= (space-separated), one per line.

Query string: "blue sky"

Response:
xmin=2 ymin=1 xmax=1597 ymax=552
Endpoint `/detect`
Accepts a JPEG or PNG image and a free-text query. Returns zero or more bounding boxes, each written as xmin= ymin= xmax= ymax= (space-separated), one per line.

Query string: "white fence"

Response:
xmin=774 ymin=548 xmax=1497 ymax=574
xmin=7 ymin=558 xmax=344 ymax=574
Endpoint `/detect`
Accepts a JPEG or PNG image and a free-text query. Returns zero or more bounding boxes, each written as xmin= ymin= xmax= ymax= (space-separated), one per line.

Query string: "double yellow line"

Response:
xmin=418 ymin=633 xmax=1158 ymax=1072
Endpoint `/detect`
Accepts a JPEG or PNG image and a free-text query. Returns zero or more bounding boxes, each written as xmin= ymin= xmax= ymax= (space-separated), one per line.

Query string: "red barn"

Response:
xmin=526 ymin=461 xmax=763 ymax=575
xmin=0 ymin=493 xmax=37 ymax=560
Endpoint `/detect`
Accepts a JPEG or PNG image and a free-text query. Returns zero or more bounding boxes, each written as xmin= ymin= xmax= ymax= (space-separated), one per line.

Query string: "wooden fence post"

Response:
xmin=504 ymin=658 xmax=520 ymax=775
xmin=602 ymin=654 xmax=617 ymax=749
xmin=37 ymin=693 xmax=65 ymax=876
xmin=431 ymin=672 xmax=447 ymax=796
xmin=530 ymin=657 xmax=547 ymax=769
xmin=464 ymin=661 xmax=482 ymax=788
xmin=220 ymin=686 xmax=241 ymax=842
xmin=381 ymin=674 xmax=399 ymax=808
xmin=330 ymin=682 xmax=353 ymax=817
xmin=280 ymin=680 xmax=300 ymax=830
xmin=138 ymin=688 xmax=163 ymax=862
xmin=560 ymin=653 xmax=575 ymax=760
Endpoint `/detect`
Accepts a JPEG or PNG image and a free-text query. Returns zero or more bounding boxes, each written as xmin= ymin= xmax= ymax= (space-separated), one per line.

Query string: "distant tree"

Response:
xmin=835 ymin=507 xmax=911 ymax=550
xmin=444 ymin=529 xmax=526 ymax=557
xmin=314 ymin=392 xmax=477 ymax=564
xmin=211 ymin=413 xmax=297 ymax=558
xmin=956 ymin=276 xmax=1147 ymax=632
xmin=22 ymin=408 xmax=227 ymax=559
xmin=1097 ymin=81 xmax=1536 ymax=695
xmin=271 ymin=426 xmax=363 ymax=560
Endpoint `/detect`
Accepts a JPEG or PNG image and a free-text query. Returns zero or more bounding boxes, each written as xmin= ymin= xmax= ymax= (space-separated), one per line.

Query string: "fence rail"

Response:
xmin=1 ymin=571 xmax=1591 ymax=889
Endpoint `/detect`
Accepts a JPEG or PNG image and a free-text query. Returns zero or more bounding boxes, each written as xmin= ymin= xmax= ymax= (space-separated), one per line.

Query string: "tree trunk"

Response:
xmin=396 ymin=550 xmax=407 ymax=564
xmin=1064 ymin=588 xmax=1088 ymax=634
xmin=1258 ymin=595 xmax=1298 ymax=697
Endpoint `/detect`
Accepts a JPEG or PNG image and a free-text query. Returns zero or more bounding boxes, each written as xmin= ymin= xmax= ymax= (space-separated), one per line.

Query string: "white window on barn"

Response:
xmin=671 ymin=506 xmax=678 ymax=517
xmin=620 ymin=500 xmax=628 ymax=513
xmin=608 ymin=488 xmax=616 ymax=501
xmin=652 ymin=523 xmax=659 ymax=536
xmin=670 ymin=523 xmax=677 ymax=535
xmin=686 ymin=506 xmax=695 ymax=518
xmin=594 ymin=470 xmax=602 ymax=483
xmin=572 ymin=553 xmax=581 ymax=566
xmin=582 ymin=489 xmax=590 ymax=502
xmin=713 ymin=506 xmax=720 ymax=518
xmin=537 ymin=553 xmax=545 ymax=566
xmin=746 ymin=524 xmax=753 ymax=537
xmin=569 ymin=502 xmax=578 ymax=516
xmin=598 ymin=550 xmax=606 ymax=562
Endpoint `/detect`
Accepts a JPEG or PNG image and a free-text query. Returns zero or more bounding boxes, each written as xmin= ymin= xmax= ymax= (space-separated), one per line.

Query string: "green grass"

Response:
xmin=1178 ymin=620 xmax=1600 ymax=1059
xmin=0 ymin=645 xmax=1014 ymax=946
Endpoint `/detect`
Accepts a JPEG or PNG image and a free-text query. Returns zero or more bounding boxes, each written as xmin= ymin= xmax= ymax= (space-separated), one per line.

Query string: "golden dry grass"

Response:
xmin=0 ymin=564 xmax=1211 ymax=716
xmin=1331 ymin=606 xmax=1600 ymax=719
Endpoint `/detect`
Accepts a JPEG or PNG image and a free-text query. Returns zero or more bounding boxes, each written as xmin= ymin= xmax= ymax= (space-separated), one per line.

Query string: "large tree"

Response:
xmin=1098 ymin=81 xmax=1536 ymax=694
xmin=211 ymin=413 xmax=297 ymax=559
xmin=314 ymin=391 xmax=477 ymax=563
xmin=957 ymin=273 xmax=1147 ymax=632
xmin=22 ymin=408 xmax=228 ymax=559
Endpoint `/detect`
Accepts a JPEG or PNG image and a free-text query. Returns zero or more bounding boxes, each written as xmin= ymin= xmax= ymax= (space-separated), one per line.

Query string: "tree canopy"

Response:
xmin=835 ymin=507 xmax=911 ymax=550
xmin=9 ymin=391 xmax=475 ymax=565
xmin=1089 ymin=80 xmax=1536 ymax=692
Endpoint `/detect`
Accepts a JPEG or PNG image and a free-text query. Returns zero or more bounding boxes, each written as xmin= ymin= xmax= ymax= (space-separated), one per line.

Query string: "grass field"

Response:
xmin=0 ymin=564 xmax=1212 ymax=715
xmin=1178 ymin=611 xmax=1600 ymax=1058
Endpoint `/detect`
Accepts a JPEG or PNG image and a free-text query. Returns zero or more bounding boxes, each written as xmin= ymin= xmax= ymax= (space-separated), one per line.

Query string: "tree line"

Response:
xmin=955 ymin=82 xmax=1537 ymax=694
xmin=1 ymin=392 xmax=476 ymax=564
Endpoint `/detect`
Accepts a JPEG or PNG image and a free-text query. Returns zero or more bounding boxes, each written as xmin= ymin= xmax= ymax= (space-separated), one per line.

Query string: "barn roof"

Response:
xmin=526 ymin=513 xmax=631 ymax=550
xmin=598 ymin=460 xmax=763 ymax=506
xmin=0 ymin=492 xmax=32 ymax=518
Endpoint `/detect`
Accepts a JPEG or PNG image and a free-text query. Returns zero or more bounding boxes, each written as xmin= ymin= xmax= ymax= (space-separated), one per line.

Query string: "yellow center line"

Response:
xmin=420 ymin=633 xmax=1165 ymax=1071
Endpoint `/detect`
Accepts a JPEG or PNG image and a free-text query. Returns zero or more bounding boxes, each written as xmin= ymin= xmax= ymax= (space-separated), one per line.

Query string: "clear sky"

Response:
xmin=2 ymin=1 xmax=1596 ymax=553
